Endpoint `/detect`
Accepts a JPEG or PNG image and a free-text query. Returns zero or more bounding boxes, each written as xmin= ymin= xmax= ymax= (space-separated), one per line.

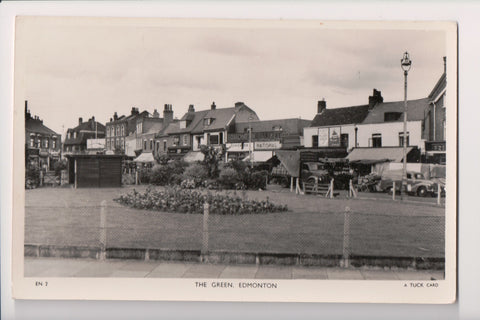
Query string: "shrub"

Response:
xmin=114 ymin=187 xmax=288 ymax=215
xmin=25 ymin=163 xmax=40 ymax=189
xmin=183 ymin=163 xmax=209 ymax=187
xmin=244 ymin=170 xmax=268 ymax=190
xmin=53 ymin=159 xmax=68 ymax=176
xmin=218 ymin=167 xmax=241 ymax=189
xmin=149 ymin=160 xmax=189 ymax=186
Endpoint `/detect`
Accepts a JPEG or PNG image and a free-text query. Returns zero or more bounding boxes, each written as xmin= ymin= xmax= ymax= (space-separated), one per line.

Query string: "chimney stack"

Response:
xmin=79 ymin=117 xmax=83 ymax=125
xmin=114 ymin=112 xmax=118 ymax=121
xmin=188 ymin=104 xmax=195 ymax=113
xmin=368 ymin=89 xmax=383 ymax=109
xmin=163 ymin=104 xmax=173 ymax=127
xmin=211 ymin=102 xmax=216 ymax=110
xmin=235 ymin=102 xmax=244 ymax=108
xmin=153 ymin=109 xmax=160 ymax=118
xmin=25 ymin=100 xmax=31 ymax=120
xmin=317 ymin=99 xmax=326 ymax=114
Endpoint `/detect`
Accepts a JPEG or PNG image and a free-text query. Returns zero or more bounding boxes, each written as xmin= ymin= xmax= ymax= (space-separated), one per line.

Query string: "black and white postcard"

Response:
xmin=11 ymin=17 xmax=457 ymax=303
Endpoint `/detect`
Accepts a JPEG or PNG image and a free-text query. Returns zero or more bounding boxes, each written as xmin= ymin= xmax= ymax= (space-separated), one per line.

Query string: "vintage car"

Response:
xmin=301 ymin=162 xmax=329 ymax=183
xmin=378 ymin=170 xmax=442 ymax=197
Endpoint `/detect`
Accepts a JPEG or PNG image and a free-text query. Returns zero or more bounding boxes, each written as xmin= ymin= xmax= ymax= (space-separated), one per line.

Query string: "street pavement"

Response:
xmin=24 ymin=257 xmax=444 ymax=280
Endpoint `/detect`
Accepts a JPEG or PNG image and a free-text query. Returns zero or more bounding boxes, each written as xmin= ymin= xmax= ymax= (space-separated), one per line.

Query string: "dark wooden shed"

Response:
xmin=67 ymin=154 xmax=123 ymax=188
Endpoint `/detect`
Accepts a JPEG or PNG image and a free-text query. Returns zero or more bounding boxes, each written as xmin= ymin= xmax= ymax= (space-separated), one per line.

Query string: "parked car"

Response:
xmin=378 ymin=170 xmax=440 ymax=197
xmin=301 ymin=162 xmax=329 ymax=183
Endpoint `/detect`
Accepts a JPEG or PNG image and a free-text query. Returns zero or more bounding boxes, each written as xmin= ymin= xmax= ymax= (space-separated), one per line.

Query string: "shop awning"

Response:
xmin=242 ymin=151 xmax=274 ymax=163
xmin=274 ymin=150 xmax=300 ymax=177
xmin=346 ymin=147 xmax=413 ymax=163
xmin=133 ymin=152 xmax=155 ymax=163
xmin=183 ymin=151 xmax=204 ymax=163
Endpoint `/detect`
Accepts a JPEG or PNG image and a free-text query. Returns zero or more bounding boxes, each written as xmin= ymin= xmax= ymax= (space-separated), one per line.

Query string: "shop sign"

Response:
xmin=226 ymin=143 xmax=252 ymax=152
xmin=254 ymin=141 xmax=281 ymax=150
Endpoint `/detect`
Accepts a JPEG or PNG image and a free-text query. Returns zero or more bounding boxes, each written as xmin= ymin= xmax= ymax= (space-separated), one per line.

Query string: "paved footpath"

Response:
xmin=25 ymin=257 xmax=444 ymax=280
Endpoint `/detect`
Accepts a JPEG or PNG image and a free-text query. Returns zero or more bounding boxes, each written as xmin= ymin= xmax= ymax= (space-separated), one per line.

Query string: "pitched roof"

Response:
xmin=70 ymin=119 xmax=106 ymax=133
xmin=25 ymin=118 xmax=59 ymax=136
xmin=167 ymin=110 xmax=209 ymax=135
xmin=199 ymin=107 xmax=237 ymax=132
xmin=362 ymin=98 xmax=429 ymax=124
xmin=310 ymin=105 xmax=370 ymax=127
xmin=156 ymin=121 xmax=181 ymax=137
xmin=428 ymin=73 xmax=446 ymax=101
xmin=235 ymin=118 xmax=311 ymax=135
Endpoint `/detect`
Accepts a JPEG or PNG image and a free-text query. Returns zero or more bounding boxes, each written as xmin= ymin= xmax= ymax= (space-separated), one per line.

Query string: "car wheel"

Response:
xmin=386 ymin=186 xmax=393 ymax=195
xmin=416 ymin=186 xmax=428 ymax=197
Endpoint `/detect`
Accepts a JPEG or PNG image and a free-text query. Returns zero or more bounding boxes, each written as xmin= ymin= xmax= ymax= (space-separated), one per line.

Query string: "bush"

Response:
xmin=149 ymin=160 xmax=189 ymax=186
xmin=245 ymin=170 xmax=268 ymax=190
xmin=114 ymin=187 xmax=288 ymax=215
xmin=218 ymin=167 xmax=241 ymax=189
xmin=25 ymin=164 xmax=40 ymax=189
xmin=53 ymin=159 xmax=68 ymax=176
xmin=183 ymin=163 xmax=209 ymax=187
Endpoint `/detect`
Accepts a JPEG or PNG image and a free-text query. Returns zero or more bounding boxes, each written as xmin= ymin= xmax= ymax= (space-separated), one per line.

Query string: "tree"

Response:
xmin=200 ymin=144 xmax=225 ymax=179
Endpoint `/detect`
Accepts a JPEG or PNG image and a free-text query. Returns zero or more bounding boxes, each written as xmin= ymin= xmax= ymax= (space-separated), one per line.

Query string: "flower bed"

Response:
xmin=114 ymin=187 xmax=288 ymax=215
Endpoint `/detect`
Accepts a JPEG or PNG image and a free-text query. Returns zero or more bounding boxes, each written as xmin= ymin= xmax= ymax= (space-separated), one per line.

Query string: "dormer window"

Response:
xmin=384 ymin=112 xmax=402 ymax=122
xmin=180 ymin=120 xmax=187 ymax=129
xmin=204 ymin=118 xmax=213 ymax=126
xmin=272 ymin=126 xmax=283 ymax=131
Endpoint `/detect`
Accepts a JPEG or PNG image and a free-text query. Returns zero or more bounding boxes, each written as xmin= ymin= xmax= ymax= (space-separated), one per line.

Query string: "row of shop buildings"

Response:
xmin=25 ymin=59 xmax=447 ymax=171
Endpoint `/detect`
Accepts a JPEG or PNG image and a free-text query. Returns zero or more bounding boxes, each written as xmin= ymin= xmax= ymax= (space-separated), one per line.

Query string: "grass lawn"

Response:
xmin=25 ymin=185 xmax=445 ymax=258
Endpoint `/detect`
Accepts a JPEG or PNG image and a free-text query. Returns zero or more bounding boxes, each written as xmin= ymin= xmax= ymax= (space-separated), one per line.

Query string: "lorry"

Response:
xmin=377 ymin=170 xmax=444 ymax=197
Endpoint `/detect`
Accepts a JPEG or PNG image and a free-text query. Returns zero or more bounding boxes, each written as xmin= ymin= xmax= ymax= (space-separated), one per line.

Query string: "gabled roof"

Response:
xmin=428 ymin=73 xmax=446 ymax=101
xmin=362 ymin=98 xmax=429 ymax=124
xmin=199 ymin=107 xmax=237 ymax=132
xmin=168 ymin=110 xmax=209 ymax=135
xmin=310 ymin=105 xmax=370 ymax=127
xmin=25 ymin=118 xmax=59 ymax=136
xmin=69 ymin=119 xmax=106 ymax=133
xmin=235 ymin=118 xmax=311 ymax=135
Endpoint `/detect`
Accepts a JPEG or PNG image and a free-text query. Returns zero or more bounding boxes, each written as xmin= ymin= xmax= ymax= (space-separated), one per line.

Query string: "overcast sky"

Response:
xmin=18 ymin=18 xmax=447 ymax=135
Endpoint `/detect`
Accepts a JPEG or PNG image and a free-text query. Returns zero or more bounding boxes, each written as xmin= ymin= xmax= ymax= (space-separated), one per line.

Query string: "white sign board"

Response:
xmin=254 ymin=141 xmax=281 ymax=150
xmin=318 ymin=128 xmax=329 ymax=147
xmin=87 ymin=138 xmax=105 ymax=149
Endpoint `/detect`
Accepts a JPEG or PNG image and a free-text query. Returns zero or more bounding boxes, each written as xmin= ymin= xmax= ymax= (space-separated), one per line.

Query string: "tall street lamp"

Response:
xmin=401 ymin=51 xmax=412 ymax=198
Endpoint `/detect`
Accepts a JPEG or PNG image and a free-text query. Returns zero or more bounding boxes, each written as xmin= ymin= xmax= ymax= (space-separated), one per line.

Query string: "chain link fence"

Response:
xmin=25 ymin=198 xmax=445 ymax=263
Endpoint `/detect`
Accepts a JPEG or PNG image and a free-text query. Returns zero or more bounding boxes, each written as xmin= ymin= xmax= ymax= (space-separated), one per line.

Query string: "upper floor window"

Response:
xmin=43 ymin=139 xmax=49 ymax=148
xmin=272 ymin=126 xmax=283 ymax=131
xmin=143 ymin=139 xmax=147 ymax=150
xmin=150 ymin=139 xmax=153 ymax=150
xmin=209 ymin=134 xmax=219 ymax=145
xmin=371 ymin=133 xmax=382 ymax=148
xmin=183 ymin=135 xmax=188 ymax=146
xmin=398 ymin=132 xmax=410 ymax=147
xmin=52 ymin=139 xmax=56 ymax=149
xmin=73 ymin=132 xmax=77 ymax=139
xmin=204 ymin=118 xmax=212 ymax=126
xmin=173 ymin=136 xmax=179 ymax=146
xmin=121 ymin=125 xmax=125 ymax=136
xmin=180 ymin=120 xmax=187 ymax=129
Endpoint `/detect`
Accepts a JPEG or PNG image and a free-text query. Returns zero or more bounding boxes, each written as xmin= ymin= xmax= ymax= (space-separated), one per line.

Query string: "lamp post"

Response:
xmin=248 ymin=115 xmax=254 ymax=168
xmin=401 ymin=51 xmax=412 ymax=199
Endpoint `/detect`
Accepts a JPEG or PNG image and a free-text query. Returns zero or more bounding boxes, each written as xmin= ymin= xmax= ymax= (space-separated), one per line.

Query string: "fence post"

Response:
xmin=99 ymin=200 xmax=107 ymax=260
xmin=330 ymin=178 xmax=334 ymax=199
xmin=437 ymin=184 xmax=441 ymax=206
xmin=39 ymin=170 xmax=43 ymax=187
xmin=392 ymin=181 xmax=396 ymax=200
xmin=342 ymin=206 xmax=351 ymax=268
xmin=290 ymin=176 xmax=294 ymax=192
xmin=135 ymin=170 xmax=139 ymax=185
xmin=201 ymin=202 xmax=210 ymax=262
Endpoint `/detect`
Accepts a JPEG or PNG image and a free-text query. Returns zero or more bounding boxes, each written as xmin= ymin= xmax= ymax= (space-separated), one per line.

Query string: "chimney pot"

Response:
xmin=235 ymin=102 xmax=244 ymax=108
xmin=79 ymin=117 xmax=83 ymax=125
xmin=188 ymin=104 xmax=195 ymax=112
xmin=211 ymin=102 xmax=216 ymax=110
xmin=317 ymin=100 xmax=326 ymax=114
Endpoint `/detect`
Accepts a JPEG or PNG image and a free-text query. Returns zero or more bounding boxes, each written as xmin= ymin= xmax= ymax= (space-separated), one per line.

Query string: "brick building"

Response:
xmin=63 ymin=116 xmax=106 ymax=155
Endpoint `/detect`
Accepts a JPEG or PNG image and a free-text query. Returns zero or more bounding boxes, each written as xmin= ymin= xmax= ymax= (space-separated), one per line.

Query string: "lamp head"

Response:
xmin=401 ymin=51 xmax=412 ymax=72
